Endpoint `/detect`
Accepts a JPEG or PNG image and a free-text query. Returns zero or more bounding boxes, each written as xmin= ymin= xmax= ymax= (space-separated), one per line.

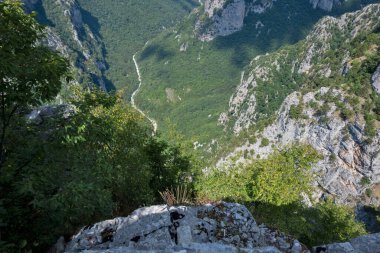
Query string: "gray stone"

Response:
xmin=313 ymin=233 xmax=380 ymax=253
xmin=350 ymin=233 xmax=380 ymax=253
xmin=177 ymin=226 xmax=193 ymax=244
xmin=291 ymin=240 xmax=302 ymax=253
xmin=371 ymin=65 xmax=380 ymax=95
xmin=27 ymin=104 xmax=75 ymax=124
xmin=64 ymin=203 xmax=298 ymax=253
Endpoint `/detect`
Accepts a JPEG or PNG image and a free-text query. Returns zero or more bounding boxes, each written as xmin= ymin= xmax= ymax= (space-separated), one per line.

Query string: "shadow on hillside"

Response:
xmin=28 ymin=0 xmax=54 ymax=26
xmin=80 ymin=6 xmax=102 ymax=39
xmin=176 ymin=0 xmax=200 ymax=12
xmin=139 ymin=44 xmax=175 ymax=61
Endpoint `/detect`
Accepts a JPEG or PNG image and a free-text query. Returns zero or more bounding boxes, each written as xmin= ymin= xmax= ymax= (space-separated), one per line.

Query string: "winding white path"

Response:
xmin=132 ymin=54 xmax=158 ymax=134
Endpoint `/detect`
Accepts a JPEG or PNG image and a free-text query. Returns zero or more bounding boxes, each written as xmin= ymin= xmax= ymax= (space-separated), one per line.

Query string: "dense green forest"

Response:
xmin=0 ymin=1 xmax=377 ymax=252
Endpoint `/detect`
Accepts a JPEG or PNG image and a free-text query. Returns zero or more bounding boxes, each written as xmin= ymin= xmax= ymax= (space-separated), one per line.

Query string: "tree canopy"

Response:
xmin=0 ymin=0 xmax=70 ymax=168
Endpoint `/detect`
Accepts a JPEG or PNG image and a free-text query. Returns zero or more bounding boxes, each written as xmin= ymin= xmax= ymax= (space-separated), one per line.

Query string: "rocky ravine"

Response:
xmin=59 ymin=202 xmax=379 ymax=253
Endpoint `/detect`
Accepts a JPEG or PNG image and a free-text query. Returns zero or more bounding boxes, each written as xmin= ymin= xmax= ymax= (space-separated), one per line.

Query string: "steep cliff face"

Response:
xmin=223 ymin=4 xmax=380 ymax=133
xmin=23 ymin=0 xmax=111 ymax=90
xmin=373 ymin=65 xmax=380 ymax=94
xmin=218 ymin=88 xmax=380 ymax=205
xmin=197 ymin=0 xmax=344 ymax=41
xmin=216 ymin=4 xmax=380 ymax=205
xmin=197 ymin=0 xmax=278 ymax=41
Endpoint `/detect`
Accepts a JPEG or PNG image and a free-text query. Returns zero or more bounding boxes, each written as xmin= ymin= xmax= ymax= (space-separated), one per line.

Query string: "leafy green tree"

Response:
xmin=248 ymin=145 xmax=321 ymax=205
xmin=0 ymin=0 xmax=69 ymax=169
xmin=197 ymin=145 xmax=322 ymax=205
xmin=1 ymin=88 xmax=193 ymax=252
xmin=251 ymin=200 xmax=366 ymax=248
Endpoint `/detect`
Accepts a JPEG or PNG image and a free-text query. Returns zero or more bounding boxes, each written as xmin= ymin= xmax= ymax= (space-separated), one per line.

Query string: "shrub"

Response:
xmin=289 ymin=104 xmax=304 ymax=119
xmin=260 ymin=138 xmax=270 ymax=147
xmin=197 ymin=145 xmax=321 ymax=205
xmin=360 ymin=176 xmax=371 ymax=186
xmin=251 ymin=200 xmax=366 ymax=247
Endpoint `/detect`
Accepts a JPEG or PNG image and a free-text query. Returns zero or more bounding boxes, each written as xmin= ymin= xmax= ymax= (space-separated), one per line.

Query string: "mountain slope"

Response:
xmin=136 ymin=0 xmax=380 ymax=143
xmin=215 ymin=4 xmax=380 ymax=206
xmin=24 ymin=0 xmax=112 ymax=91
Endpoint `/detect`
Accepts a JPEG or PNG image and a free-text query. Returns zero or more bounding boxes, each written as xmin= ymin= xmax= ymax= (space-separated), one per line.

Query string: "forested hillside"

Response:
xmin=136 ymin=0 xmax=380 ymax=144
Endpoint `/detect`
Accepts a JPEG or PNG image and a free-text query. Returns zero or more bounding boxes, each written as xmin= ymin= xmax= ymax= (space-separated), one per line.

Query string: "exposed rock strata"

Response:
xmin=222 ymin=4 xmax=380 ymax=134
xmin=63 ymin=203 xmax=380 ymax=253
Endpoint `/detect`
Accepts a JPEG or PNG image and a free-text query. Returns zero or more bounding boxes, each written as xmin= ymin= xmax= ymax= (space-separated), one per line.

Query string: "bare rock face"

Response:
xmin=27 ymin=104 xmax=76 ymax=125
xmin=220 ymin=4 xmax=380 ymax=134
xmin=198 ymin=0 xmax=246 ymax=41
xmin=64 ymin=202 xmax=304 ymax=253
xmin=372 ymin=65 xmax=380 ymax=95
xmin=197 ymin=0 xmax=278 ymax=41
xmin=197 ymin=0 xmax=344 ymax=41
xmin=312 ymin=233 xmax=380 ymax=253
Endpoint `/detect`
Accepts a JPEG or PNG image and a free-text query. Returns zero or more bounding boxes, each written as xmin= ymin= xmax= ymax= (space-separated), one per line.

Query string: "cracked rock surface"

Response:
xmin=64 ymin=202 xmax=305 ymax=253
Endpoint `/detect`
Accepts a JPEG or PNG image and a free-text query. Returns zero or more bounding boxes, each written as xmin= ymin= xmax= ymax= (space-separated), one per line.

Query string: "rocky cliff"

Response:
xmin=22 ymin=0 xmax=111 ymax=90
xmin=216 ymin=4 xmax=380 ymax=206
xmin=196 ymin=0 xmax=344 ymax=41
xmin=60 ymin=202 xmax=379 ymax=253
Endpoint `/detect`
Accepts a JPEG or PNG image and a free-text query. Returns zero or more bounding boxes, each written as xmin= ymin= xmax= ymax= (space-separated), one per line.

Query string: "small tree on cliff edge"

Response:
xmin=0 ymin=0 xmax=70 ymax=169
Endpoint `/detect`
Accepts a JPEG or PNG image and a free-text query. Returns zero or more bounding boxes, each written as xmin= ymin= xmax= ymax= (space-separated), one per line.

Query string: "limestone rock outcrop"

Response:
xmin=64 ymin=202 xmax=305 ymax=253
xmin=27 ymin=104 xmax=76 ymax=125
xmin=197 ymin=0 xmax=247 ymax=41
xmin=197 ymin=0 xmax=344 ymax=41
xmin=218 ymin=87 xmax=380 ymax=206
xmin=372 ymin=65 xmax=380 ymax=95
xmin=22 ymin=0 xmax=110 ymax=90
xmin=312 ymin=233 xmax=380 ymax=253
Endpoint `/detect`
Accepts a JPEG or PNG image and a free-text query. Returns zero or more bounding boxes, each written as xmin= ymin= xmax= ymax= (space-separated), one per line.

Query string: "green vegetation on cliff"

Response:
xmin=196 ymin=145 xmax=366 ymax=247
